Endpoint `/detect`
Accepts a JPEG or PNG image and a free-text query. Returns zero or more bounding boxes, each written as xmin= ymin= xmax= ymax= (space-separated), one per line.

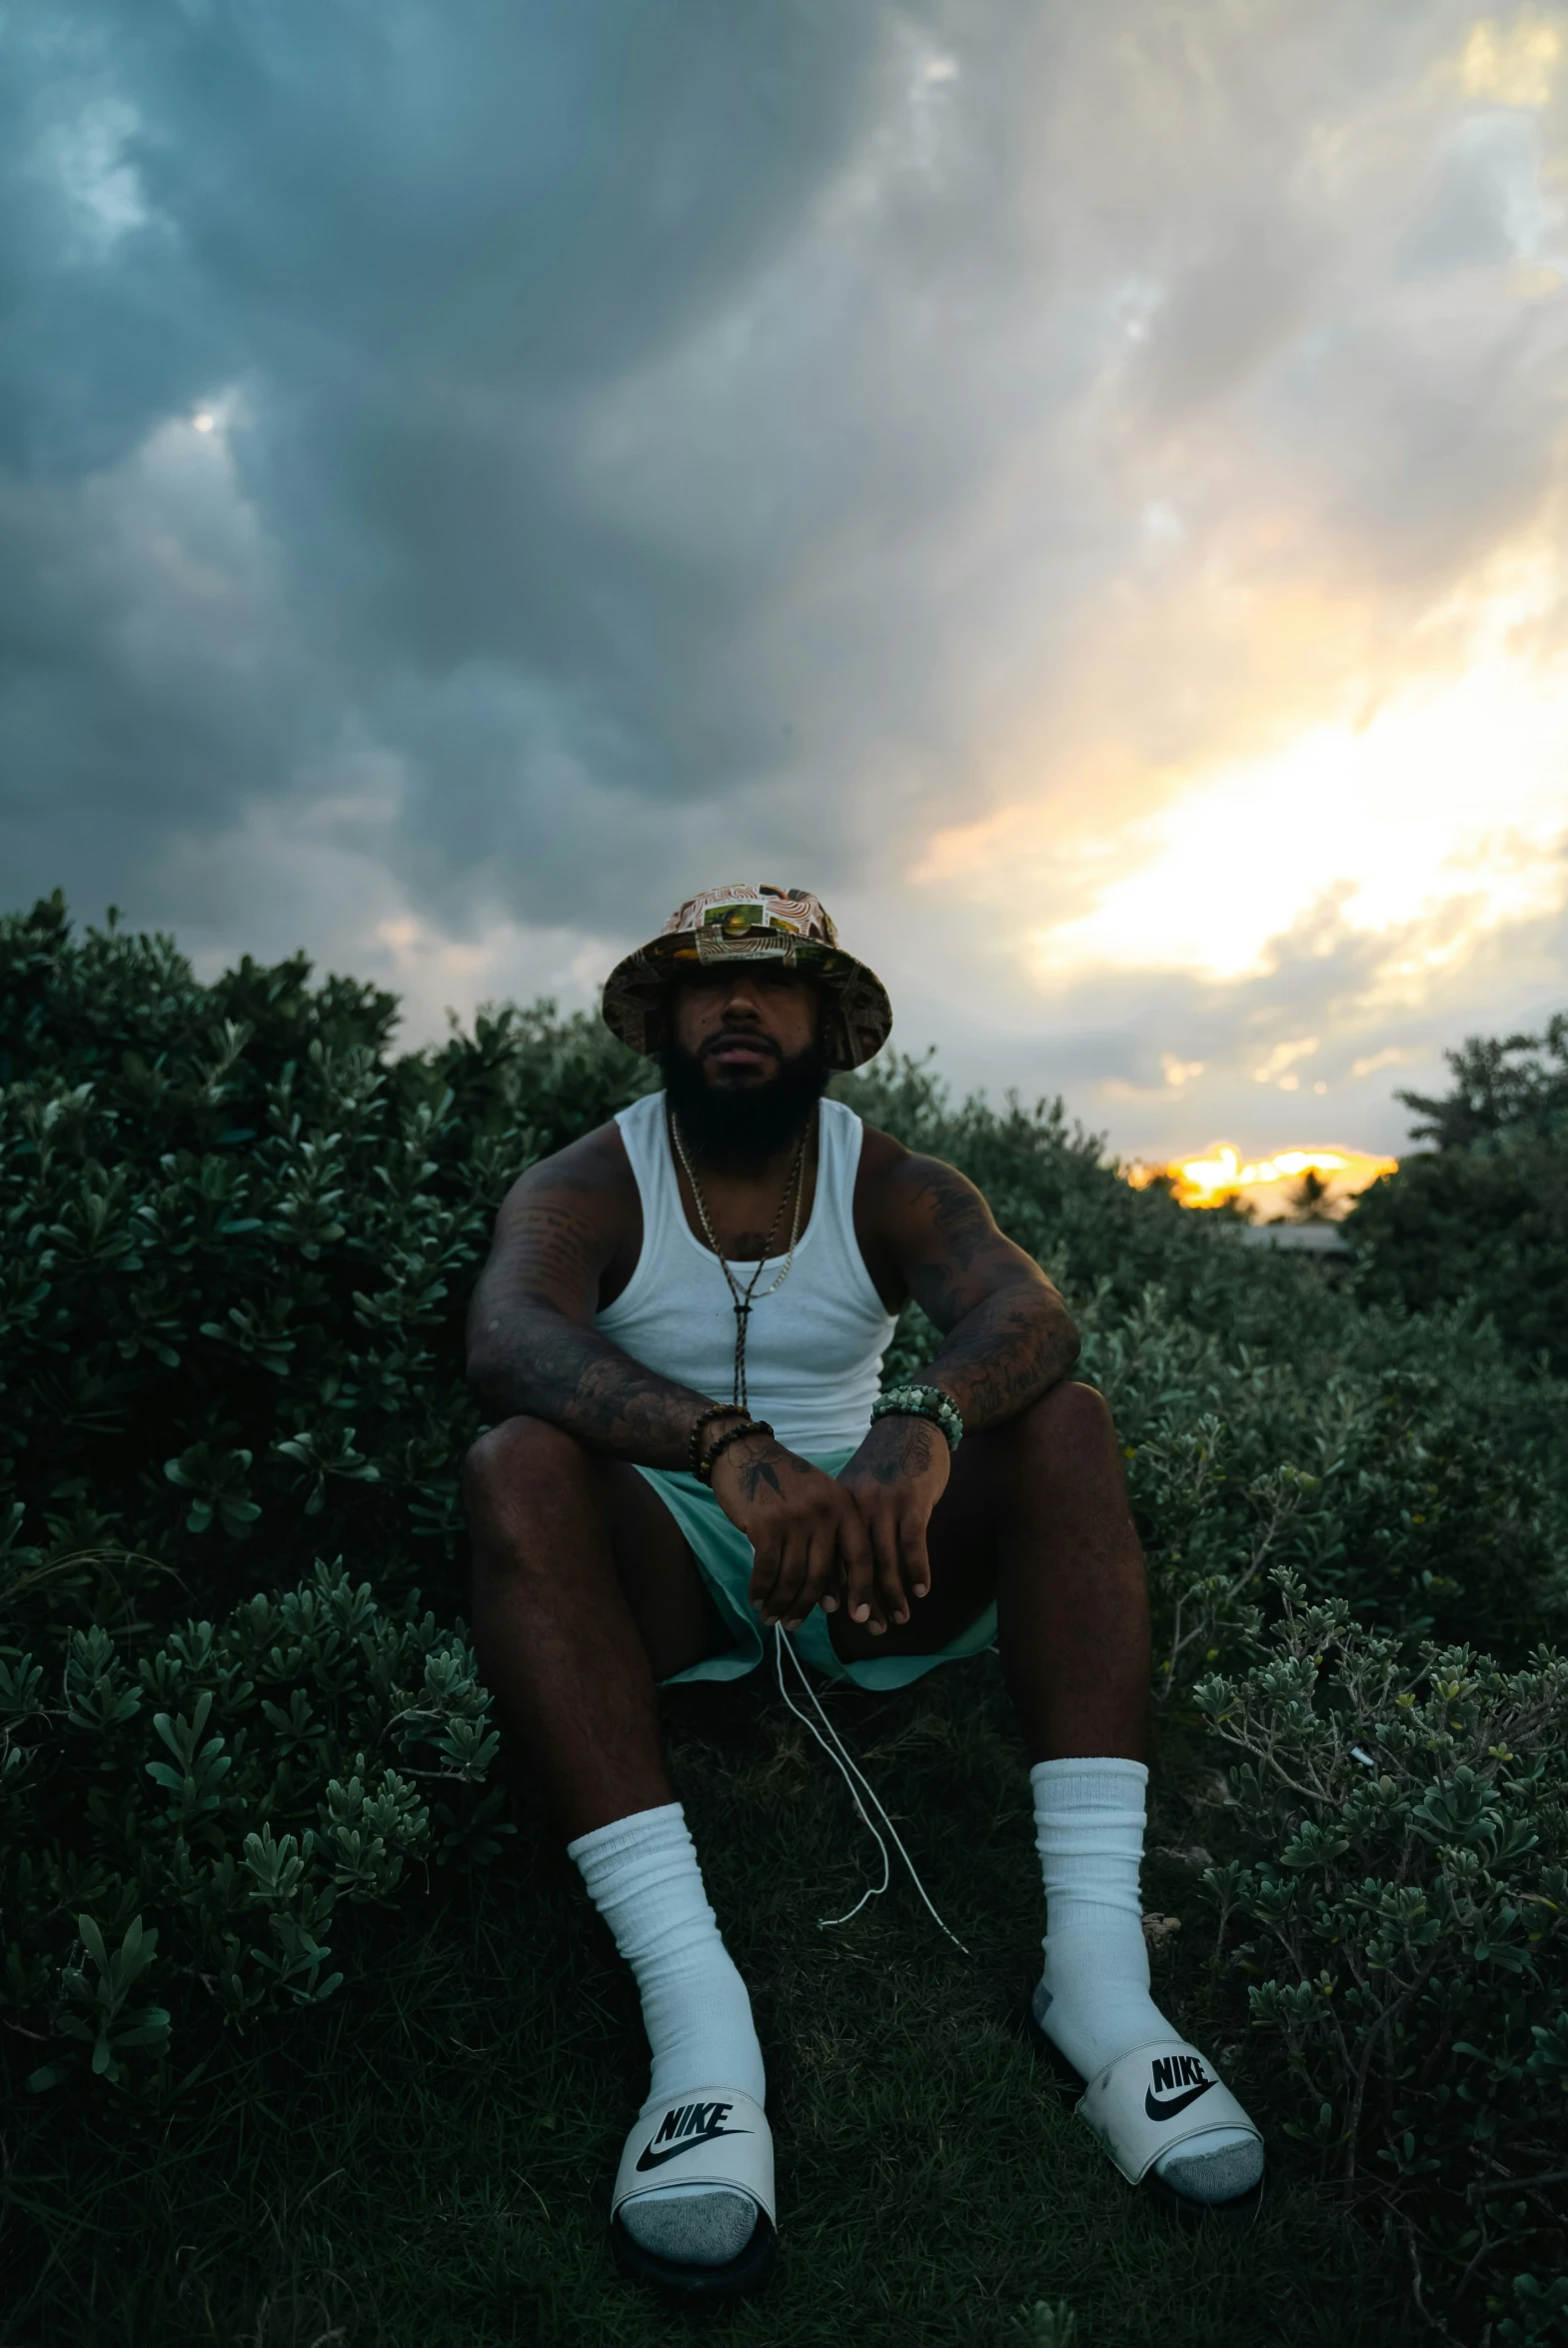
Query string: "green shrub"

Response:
xmin=1350 ymin=1136 xmax=1568 ymax=1377
xmin=0 ymin=890 xmax=644 ymax=1622
xmin=1196 ymin=1572 xmax=1567 ymax=2339
xmin=3 ymin=1556 xmax=510 ymax=2091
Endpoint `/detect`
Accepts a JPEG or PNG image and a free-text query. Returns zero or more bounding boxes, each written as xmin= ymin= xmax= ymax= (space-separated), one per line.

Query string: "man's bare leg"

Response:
xmin=829 ymin=1382 xmax=1263 ymax=2207
xmin=465 ymin=1414 xmax=715 ymax=1838
xmin=466 ymin=1417 xmax=768 ymax=2270
xmin=827 ymin=1377 xmax=1149 ymax=1761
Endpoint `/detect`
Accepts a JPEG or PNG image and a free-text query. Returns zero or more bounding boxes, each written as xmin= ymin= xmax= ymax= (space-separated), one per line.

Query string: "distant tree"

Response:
xmin=1348 ymin=1010 xmax=1568 ymax=1370
xmin=1396 ymin=1012 xmax=1568 ymax=1151
xmin=1286 ymin=1169 xmax=1332 ymax=1223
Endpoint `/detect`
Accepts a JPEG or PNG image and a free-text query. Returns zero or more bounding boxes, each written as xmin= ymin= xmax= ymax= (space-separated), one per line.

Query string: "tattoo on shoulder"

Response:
xmin=508 ymin=1192 xmax=601 ymax=1295
xmin=911 ymin=1159 xmax=997 ymax=1262
xmin=520 ymin=1128 xmax=628 ymax=1199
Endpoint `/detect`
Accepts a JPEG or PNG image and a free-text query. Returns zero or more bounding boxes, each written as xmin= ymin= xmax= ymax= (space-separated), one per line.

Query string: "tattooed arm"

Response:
xmin=835 ymin=1138 xmax=1081 ymax=1628
xmin=465 ymin=1126 xmax=713 ymax=1467
xmin=875 ymin=1146 xmax=1080 ymax=1430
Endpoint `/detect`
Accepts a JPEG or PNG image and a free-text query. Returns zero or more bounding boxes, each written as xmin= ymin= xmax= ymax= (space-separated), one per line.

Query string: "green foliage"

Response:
xmin=1350 ymin=1136 xmax=1568 ymax=1375
xmin=3 ymin=898 xmax=1566 ymax=2343
xmin=0 ymin=888 xmax=644 ymax=1620
xmin=1018 ymin=2301 xmax=1078 ymax=2346
xmin=1348 ymin=1013 xmax=1568 ymax=1373
xmin=29 ymin=1912 xmax=170 ymax=2089
xmin=5 ymin=1555 xmax=509 ymax=2088
xmin=1197 ymin=1572 xmax=1567 ymax=2332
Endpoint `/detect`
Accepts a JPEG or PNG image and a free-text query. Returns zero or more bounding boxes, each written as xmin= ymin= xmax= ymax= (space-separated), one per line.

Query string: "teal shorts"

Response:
xmin=634 ymin=1445 xmax=998 ymax=1692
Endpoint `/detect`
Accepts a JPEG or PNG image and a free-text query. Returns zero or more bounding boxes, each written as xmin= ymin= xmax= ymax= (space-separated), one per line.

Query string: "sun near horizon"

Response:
xmin=1125 ymin=1142 xmax=1401 ymax=1219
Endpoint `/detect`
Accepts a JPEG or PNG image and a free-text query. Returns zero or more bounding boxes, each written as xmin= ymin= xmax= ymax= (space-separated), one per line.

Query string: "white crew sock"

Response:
xmin=1031 ymin=1757 xmax=1262 ymax=2205
xmin=569 ymin=1801 xmax=765 ymax=2266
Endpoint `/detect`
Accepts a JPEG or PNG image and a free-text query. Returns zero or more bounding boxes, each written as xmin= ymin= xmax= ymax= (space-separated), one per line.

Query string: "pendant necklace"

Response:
xmin=670 ymin=1109 xmax=812 ymax=1411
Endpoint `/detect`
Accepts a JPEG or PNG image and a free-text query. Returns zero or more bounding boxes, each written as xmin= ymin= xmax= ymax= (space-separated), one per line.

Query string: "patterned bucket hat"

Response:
xmin=602 ymin=884 xmax=892 ymax=1071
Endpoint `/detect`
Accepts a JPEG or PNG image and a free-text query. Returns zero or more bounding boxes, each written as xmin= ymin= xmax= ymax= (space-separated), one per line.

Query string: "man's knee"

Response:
xmin=462 ymin=1413 xmax=593 ymax=1534
xmin=1019 ymin=1378 xmax=1117 ymax=1453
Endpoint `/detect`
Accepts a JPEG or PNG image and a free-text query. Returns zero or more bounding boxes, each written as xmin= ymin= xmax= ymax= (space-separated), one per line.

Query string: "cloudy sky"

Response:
xmin=4 ymin=0 xmax=1566 ymax=1161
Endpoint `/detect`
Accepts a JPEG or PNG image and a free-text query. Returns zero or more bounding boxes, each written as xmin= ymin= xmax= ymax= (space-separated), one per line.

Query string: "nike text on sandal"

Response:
xmin=1029 ymin=1992 xmax=1264 ymax=2224
xmin=610 ymin=2086 xmax=777 ymax=2298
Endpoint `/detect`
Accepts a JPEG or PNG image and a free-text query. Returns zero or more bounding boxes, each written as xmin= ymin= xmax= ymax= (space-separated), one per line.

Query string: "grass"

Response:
xmin=0 ymin=1656 xmax=1414 ymax=2348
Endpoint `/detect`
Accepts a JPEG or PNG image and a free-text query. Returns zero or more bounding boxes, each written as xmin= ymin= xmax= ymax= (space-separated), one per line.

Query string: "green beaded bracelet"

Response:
xmin=869 ymin=1383 xmax=964 ymax=1451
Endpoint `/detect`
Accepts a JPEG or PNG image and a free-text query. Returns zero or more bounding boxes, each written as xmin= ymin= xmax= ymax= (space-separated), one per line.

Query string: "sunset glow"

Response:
xmin=1126 ymin=1143 xmax=1399 ymax=1217
xmin=924 ymin=553 xmax=1568 ymax=999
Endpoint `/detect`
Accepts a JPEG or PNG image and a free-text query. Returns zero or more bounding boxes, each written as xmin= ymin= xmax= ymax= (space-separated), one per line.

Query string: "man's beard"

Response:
xmin=660 ymin=1035 xmax=829 ymax=1166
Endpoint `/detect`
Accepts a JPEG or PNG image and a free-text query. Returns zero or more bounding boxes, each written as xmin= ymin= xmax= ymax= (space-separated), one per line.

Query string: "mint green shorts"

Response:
xmin=634 ymin=1445 xmax=998 ymax=1692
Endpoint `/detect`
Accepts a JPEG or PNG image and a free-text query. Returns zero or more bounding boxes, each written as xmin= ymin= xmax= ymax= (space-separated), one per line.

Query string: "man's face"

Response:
xmin=661 ymin=966 xmax=829 ymax=1162
xmin=669 ymin=968 xmax=821 ymax=1089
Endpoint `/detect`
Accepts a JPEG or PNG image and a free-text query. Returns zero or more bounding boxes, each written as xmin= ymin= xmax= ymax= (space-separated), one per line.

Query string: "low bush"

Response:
xmin=4 ymin=1560 xmax=507 ymax=2088
xmin=1196 ymin=1574 xmax=1567 ymax=2340
xmin=3 ymin=894 xmax=1566 ymax=2342
xmin=1350 ymin=1136 xmax=1568 ymax=1377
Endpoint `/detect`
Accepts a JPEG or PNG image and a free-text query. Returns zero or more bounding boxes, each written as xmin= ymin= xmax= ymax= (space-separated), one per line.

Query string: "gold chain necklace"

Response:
xmin=670 ymin=1109 xmax=812 ymax=1411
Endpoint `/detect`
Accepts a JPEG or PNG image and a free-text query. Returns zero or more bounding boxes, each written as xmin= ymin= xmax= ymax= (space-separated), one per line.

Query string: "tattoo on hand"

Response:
xmin=867 ymin=1418 xmax=936 ymax=1483
xmin=742 ymin=1456 xmax=784 ymax=1500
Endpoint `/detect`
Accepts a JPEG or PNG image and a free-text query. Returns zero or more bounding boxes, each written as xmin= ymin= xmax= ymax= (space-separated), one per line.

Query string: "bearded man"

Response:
xmin=463 ymin=884 xmax=1264 ymax=2299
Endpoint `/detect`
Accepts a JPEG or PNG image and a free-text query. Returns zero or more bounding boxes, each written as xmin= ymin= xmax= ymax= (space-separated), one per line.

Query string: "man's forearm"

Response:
xmin=916 ymin=1283 xmax=1080 ymax=1434
xmin=467 ymin=1308 xmax=719 ymax=1468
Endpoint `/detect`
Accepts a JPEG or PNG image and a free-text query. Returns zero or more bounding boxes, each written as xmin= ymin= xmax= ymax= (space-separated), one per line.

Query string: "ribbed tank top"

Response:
xmin=596 ymin=1092 xmax=897 ymax=1454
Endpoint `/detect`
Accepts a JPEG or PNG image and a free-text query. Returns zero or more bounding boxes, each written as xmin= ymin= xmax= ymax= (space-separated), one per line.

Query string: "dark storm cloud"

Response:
xmin=0 ymin=0 xmax=908 ymax=926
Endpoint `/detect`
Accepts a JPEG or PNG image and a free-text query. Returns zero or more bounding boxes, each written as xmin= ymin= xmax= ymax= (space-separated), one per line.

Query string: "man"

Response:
xmin=464 ymin=884 xmax=1263 ymax=2298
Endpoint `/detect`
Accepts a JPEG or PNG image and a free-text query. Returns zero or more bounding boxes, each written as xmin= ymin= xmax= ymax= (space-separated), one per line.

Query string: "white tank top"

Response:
xmin=596 ymin=1092 xmax=897 ymax=1454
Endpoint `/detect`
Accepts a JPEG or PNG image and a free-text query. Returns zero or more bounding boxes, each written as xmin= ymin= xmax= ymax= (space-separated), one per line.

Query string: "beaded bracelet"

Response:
xmin=695 ymin=1417 xmax=775 ymax=1484
xmin=869 ymin=1383 xmax=964 ymax=1451
xmin=688 ymin=1402 xmax=751 ymax=1478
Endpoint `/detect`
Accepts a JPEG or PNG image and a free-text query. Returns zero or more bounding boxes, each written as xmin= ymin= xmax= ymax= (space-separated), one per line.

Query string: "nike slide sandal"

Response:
xmin=1028 ymin=1986 xmax=1265 ymax=2226
xmin=610 ymin=2085 xmax=778 ymax=2299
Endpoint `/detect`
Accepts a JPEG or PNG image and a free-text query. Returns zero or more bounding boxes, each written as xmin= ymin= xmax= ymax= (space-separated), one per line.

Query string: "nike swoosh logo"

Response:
xmin=635 ymin=2127 xmax=753 ymax=2172
xmin=1145 ymin=2079 xmax=1216 ymax=2122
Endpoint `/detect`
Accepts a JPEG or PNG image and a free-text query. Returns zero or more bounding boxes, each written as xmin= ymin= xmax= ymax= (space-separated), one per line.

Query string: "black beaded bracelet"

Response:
xmin=689 ymin=1402 xmax=751 ymax=1477
xmin=697 ymin=1417 xmax=775 ymax=1483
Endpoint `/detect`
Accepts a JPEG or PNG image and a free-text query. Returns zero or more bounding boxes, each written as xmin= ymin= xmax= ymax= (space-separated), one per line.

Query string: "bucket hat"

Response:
xmin=602 ymin=883 xmax=892 ymax=1072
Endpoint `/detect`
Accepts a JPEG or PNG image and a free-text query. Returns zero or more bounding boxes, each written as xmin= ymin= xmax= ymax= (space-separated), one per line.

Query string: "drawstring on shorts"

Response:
xmin=772 ymin=1622 xmax=969 ymax=1955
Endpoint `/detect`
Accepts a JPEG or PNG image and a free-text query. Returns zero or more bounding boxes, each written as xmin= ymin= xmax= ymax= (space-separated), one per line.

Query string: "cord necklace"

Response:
xmin=670 ymin=1108 xmax=812 ymax=1411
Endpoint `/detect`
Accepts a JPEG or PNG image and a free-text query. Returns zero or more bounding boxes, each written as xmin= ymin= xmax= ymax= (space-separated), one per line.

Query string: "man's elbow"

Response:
xmin=464 ymin=1345 xmax=504 ymax=1412
xmin=465 ymin=1302 xmax=563 ymax=1417
xmin=1045 ymin=1290 xmax=1081 ymax=1377
xmin=464 ymin=1318 xmax=515 ymax=1411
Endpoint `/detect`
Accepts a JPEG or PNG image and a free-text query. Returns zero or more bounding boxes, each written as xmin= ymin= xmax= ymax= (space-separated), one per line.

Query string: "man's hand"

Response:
xmin=837 ymin=1412 xmax=951 ymax=1633
xmin=710 ymin=1434 xmax=875 ymax=1632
